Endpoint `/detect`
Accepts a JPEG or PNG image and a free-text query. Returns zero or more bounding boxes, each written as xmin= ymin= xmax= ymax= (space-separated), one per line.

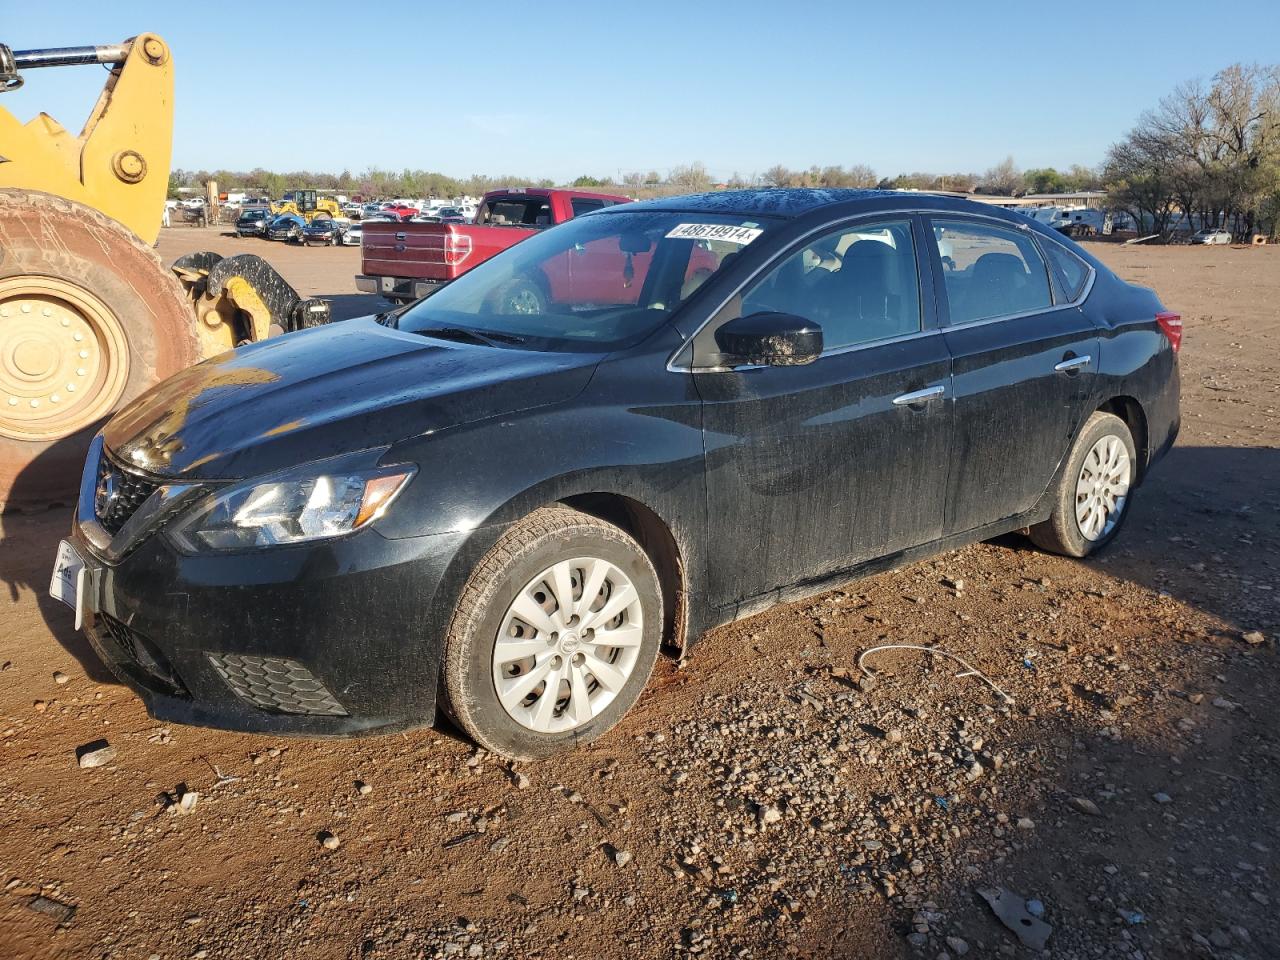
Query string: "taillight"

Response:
xmin=444 ymin=232 xmax=473 ymax=267
xmin=1156 ymin=311 xmax=1182 ymax=352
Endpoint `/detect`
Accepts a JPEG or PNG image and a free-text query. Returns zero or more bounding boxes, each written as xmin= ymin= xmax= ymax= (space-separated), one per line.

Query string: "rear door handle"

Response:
xmin=1054 ymin=355 xmax=1091 ymax=373
xmin=892 ymin=385 xmax=946 ymax=406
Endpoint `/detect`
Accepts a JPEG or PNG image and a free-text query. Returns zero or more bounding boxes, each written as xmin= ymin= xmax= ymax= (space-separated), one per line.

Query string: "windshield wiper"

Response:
xmin=413 ymin=326 xmax=525 ymax=346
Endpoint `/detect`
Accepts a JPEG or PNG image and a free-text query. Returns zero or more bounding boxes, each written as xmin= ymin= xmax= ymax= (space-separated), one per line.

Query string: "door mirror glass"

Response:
xmin=714 ymin=312 xmax=823 ymax=367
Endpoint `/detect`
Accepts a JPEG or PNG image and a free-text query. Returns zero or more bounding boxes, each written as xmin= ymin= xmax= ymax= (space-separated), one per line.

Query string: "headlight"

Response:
xmin=170 ymin=464 xmax=414 ymax=553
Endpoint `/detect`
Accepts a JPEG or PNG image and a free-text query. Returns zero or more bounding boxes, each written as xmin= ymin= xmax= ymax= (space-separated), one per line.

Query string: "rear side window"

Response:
xmin=933 ymin=220 xmax=1052 ymax=324
xmin=571 ymin=198 xmax=606 ymax=217
xmin=1041 ymin=240 xmax=1091 ymax=301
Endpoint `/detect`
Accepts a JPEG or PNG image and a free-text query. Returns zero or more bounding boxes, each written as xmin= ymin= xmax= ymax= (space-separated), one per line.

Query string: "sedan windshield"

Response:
xmin=396 ymin=211 xmax=771 ymax=350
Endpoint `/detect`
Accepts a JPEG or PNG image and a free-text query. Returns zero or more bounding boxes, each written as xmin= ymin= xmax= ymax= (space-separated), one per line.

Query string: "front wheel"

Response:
xmin=1029 ymin=412 xmax=1136 ymax=557
xmin=491 ymin=277 xmax=546 ymax=316
xmin=442 ymin=507 xmax=663 ymax=759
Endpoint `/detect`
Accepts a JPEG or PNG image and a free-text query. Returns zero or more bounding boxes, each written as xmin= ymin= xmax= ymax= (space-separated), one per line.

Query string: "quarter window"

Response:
xmin=1041 ymin=240 xmax=1090 ymax=301
xmin=740 ymin=220 xmax=921 ymax=351
xmin=933 ymin=220 xmax=1053 ymax=323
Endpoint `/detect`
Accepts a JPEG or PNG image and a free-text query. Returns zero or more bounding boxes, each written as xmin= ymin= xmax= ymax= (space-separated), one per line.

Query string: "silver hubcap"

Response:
xmin=493 ymin=557 xmax=643 ymax=733
xmin=505 ymin=288 xmax=542 ymax=315
xmin=1075 ymin=434 xmax=1131 ymax=541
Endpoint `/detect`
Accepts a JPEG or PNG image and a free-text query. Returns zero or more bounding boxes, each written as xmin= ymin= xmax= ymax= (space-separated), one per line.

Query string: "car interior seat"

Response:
xmin=827 ymin=240 xmax=902 ymax=341
xmin=968 ymin=252 xmax=1032 ymax=318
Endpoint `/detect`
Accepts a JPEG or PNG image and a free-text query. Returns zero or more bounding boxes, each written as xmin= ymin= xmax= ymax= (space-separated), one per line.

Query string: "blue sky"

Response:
xmin=6 ymin=0 xmax=1280 ymax=182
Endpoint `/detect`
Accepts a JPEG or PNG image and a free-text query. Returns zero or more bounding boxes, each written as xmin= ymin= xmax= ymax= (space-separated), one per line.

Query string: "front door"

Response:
xmin=925 ymin=216 xmax=1100 ymax=534
xmin=694 ymin=217 xmax=953 ymax=610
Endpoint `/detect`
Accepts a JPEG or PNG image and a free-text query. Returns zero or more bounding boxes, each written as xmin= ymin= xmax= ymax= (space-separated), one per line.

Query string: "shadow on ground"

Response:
xmin=2 ymin=443 xmax=1273 ymax=699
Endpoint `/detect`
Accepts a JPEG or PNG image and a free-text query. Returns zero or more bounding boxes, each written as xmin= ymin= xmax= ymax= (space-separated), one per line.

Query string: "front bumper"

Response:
xmin=355 ymin=274 xmax=442 ymax=300
xmin=69 ymin=442 xmax=486 ymax=737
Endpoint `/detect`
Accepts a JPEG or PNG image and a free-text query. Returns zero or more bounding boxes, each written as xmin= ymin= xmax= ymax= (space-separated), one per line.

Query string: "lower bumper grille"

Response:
xmin=207 ymin=654 xmax=348 ymax=716
xmin=97 ymin=614 xmax=188 ymax=697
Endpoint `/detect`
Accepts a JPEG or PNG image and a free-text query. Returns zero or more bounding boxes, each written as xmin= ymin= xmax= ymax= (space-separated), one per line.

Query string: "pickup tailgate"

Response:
xmin=361 ymin=222 xmax=536 ymax=282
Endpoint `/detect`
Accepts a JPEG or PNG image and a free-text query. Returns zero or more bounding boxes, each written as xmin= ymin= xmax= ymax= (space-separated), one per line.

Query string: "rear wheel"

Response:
xmin=442 ymin=507 xmax=662 ymax=759
xmin=1028 ymin=412 xmax=1136 ymax=557
xmin=0 ymin=190 xmax=199 ymax=509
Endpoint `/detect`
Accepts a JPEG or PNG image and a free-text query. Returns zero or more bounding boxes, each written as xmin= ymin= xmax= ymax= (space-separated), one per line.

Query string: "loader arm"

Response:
xmin=0 ymin=35 xmax=173 ymax=246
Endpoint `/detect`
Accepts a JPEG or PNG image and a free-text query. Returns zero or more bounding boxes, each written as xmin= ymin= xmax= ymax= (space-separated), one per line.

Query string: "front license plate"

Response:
xmin=49 ymin=540 xmax=88 ymax=630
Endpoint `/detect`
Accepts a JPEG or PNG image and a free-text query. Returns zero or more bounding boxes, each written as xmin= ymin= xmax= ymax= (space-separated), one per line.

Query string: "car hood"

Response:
xmin=103 ymin=317 xmax=603 ymax=481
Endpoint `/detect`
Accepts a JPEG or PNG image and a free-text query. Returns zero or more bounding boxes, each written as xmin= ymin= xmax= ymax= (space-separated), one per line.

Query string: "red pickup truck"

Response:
xmin=356 ymin=188 xmax=630 ymax=303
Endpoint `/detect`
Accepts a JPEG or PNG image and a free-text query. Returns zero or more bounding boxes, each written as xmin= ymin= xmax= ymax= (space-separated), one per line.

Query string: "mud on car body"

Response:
xmin=52 ymin=189 xmax=1180 ymax=759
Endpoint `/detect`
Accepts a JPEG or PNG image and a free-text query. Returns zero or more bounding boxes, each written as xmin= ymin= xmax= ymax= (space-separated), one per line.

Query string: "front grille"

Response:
xmin=207 ymin=654 xmax=348 ymax=716
xmin=95 ymin=454 xmax=159 ymax=535
xmin=96 ymin=614 xmax=188 ymax=697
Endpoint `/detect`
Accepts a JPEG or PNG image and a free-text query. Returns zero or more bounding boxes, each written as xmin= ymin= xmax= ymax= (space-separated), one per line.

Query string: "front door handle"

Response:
xmin=1054 ymin=354 xmax=1092 ymax=374
xmin=892 ymin=385 xmax=946 ymax=407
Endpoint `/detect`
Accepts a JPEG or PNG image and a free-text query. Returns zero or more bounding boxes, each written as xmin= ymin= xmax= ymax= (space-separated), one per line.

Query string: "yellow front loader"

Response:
xmin=0 ymin=36 xmax=330 ymax=508
xmin=274 ymin=189 xmax=345 ymax=222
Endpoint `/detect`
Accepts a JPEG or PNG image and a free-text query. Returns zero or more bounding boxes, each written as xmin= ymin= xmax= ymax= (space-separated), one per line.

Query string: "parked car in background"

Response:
xmin=362 ymin=203 xmax=382 ymax=219
xmin=235 ymin=208 xmax=272 ymax=237
xmin=302 ymin=219 xmax=345 ymax=246
xmin=358 ymin=187 xmax=630 ymax=302
xmin=412 ymin=204 xmax=468 ymax=224
xmin=266 ymin=213 xmax=306 ymax=242
xmin=342 ymin=222 xmax=363 ymax=246
xmin=58 ymin=190 xmax=1180 ymax=759
xmin=1190 ymin=228 xmax=1232 ymax=245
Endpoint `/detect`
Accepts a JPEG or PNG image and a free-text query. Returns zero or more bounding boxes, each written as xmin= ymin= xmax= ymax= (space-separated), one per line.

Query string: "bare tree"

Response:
xmin=761 ymin=164 xmax=793 ymax=188
xmin=668 ymin=162 xmax=713 ymax=192
xmin=978 ymin=156 xmax=1022 ymax=195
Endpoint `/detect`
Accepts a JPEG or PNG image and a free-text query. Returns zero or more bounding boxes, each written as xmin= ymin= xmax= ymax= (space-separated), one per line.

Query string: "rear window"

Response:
xmin=483 ymin=197 xmax=553 ymax=226
xmin=1041 ymin=240 xmax=1091 ymax=301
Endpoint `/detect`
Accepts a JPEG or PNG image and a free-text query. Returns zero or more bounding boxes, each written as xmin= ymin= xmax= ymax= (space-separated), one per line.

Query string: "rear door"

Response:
xmin=694 ymin=216 xmax=953 ymax=609
xmin=925 ymin=216 xmax=1099 ymax=534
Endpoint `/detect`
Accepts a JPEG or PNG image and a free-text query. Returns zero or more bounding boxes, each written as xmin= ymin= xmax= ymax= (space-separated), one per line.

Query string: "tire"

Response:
xmin=490 ymin=277 xmax=547 ymax=316
xmin=1028 ymin=412 xmax=1137 ymax=558
xmin=0 ymin=189 xmax=199 ymax=509
xmin=442 ymin=506 xmax=663 ymax=759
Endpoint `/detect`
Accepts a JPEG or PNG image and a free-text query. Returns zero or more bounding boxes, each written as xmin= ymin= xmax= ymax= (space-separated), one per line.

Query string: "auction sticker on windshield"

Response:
xmin=665 ymin=223 xmax=764 ymax=245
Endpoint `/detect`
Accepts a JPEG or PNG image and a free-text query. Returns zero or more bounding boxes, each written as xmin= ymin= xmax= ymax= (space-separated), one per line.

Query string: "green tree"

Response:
xmin=1023 ymin=167 xmax=1067 ymax=193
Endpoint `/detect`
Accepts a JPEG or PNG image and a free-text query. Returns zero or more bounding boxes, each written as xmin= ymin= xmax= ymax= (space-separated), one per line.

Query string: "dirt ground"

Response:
xmin=0 ymin=229 xmax=1276 ymax=960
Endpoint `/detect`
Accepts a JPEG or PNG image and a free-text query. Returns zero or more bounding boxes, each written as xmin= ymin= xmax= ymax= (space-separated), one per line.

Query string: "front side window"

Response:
xmin=740 ymin=220 xmax=921 ymax=351
xmin=396 ymin=211 xmax=770 ymax=350
xmin=933 ymin=220 xmax=1052 ymax=323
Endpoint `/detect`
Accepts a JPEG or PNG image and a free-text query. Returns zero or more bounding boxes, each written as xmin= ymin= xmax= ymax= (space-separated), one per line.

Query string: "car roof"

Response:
xmin=606 ymin=188 xmax=1036 ymax=227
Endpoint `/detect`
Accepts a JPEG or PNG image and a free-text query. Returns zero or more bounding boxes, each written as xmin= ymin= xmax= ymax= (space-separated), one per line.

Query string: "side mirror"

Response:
xmin=714 ymin=312 xmax=823 ymax=367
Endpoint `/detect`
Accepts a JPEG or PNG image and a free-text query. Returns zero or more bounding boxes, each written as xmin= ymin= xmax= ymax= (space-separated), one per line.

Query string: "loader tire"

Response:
xmin=0 ymin=189 xmax=200 ymax=510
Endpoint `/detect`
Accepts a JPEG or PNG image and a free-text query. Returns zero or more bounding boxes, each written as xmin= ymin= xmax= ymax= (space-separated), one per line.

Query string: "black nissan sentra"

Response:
xmin=51 ymin=190 xmax=1180 ymax=759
